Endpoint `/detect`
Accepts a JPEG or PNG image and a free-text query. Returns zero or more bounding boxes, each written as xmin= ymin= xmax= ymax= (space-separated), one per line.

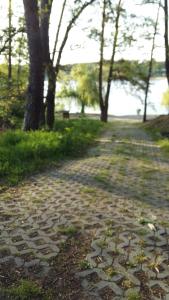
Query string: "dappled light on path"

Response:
xmin=0 ymin=121 xmax=169 ymax=299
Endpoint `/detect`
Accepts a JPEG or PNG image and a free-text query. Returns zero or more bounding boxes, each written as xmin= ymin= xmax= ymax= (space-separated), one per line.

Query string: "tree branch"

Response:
xmin=54 ymin=0 xmax=96 ymax=75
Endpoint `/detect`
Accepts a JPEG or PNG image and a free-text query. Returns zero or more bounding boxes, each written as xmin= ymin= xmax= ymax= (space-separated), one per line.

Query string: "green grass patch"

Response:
xmin=79 ymin=260 xmax=91 ymax=270
xmin=114 ymin=143 xmax=148 ymax=160
xmin=126 ymin=291 xmax=141 ymax=300
xmin=0 ymin=118 xmax=103 ymax=188
xmin=105 ymin=267 xmax=118 ymax=277
xmin=143 ymin=122 xmax=169 ymax=153
xmin=80 ymin=186 xmax=97 ymax=195
xmin=158 ymin=139 xmax=169 ymax=154
xmin=94 ymin=169 xmax=109 ymax=184
xmin=3 ymin=280 xmax=44 ymax=300
xmin=57 ymin=225 xmax=79 ymax=237
xmin=145 ymin=124 xmax=169 ymax=156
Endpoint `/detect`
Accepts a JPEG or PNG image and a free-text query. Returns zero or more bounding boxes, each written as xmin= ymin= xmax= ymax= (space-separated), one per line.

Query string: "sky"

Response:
xmin=49 ymin=0 xmax=165 ymax=64
xmin=0 ymin=0 xmax=166 ymax=64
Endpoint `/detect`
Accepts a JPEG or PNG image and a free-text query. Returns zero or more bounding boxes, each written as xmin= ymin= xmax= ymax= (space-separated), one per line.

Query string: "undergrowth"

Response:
xmin=0 ymin=118 xmax=103 ymax=188
xmin=144 ymin=124 xmax=169 ymax=155
xmin=158 ymin=138 xmax=169 ymax=154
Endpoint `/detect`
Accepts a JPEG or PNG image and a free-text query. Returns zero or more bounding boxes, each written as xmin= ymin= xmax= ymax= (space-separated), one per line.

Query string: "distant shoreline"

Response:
xmin=151 ymin=76 xmax=166 ymax=80
xmin=69 ymin=113 xmax=165 ymax=121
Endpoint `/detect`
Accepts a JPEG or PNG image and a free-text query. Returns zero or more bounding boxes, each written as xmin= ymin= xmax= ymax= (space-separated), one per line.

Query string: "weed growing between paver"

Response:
xmin=0 ymin=118 xmax=103 ymax=188
xmin=94 ymin=169 xmax=110 ymax=185
xmin=57 ymin=225 xmax=79 ymax=237
xmin=78 ymin=216 xmax=169 ymax=299
xmin=75 ymin=123 xmax=169 ymax=299
xmin=1 ymin=121 xmax=169 ymax=299
xmin=2 ymin=280 xmax=45 ymax=300
xmin=109 ymin=131 xmax=169 ymax=203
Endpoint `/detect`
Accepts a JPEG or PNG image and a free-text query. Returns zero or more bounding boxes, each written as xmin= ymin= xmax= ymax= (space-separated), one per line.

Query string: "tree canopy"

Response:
xmin=0 ymin=0 xmax=168 ymax=128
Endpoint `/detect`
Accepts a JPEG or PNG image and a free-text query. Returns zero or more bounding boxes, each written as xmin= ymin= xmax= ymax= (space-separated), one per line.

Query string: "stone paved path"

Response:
xmin=1 ymin=121 xmax=169 ymax=299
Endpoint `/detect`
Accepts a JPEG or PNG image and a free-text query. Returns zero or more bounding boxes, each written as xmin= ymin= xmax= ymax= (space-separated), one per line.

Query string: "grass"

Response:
xmin=146 ymin=127 xmax=169 ymax=158
xmin=158 ymin=138 xmax=169 ymax=155
xmin=136 ymin=228 xmax=149 ymax=236
xmin=105 ymin=267 xmax=118 ymax=277
xmin=97 ymin=239 xmax=108 ymax=249
xmin=79 ymin=260 xmax=91 ymax=270
xmin=146 ymin=126 xmax=169 ymax=157
xmin=0 ymin=118 xmax=103 ymax=188
xmin=114 ymin=143 xmax=149 ymax=161
xmin=3 ymin=280 xmax=45 ymax=300
xmin=127 ymin=291 xmax=141 ymax=300
xmin=80 ymin=186 xmax=97 ymax=195
xmin=57 ymin=225 xmax=79 ymax=237
xmin=94 ymin=169 xmax=109 ymax=184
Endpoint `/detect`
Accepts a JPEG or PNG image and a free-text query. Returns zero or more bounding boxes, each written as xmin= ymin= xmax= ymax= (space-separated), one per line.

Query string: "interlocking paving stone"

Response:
xmin=1 ymin=121 xmax=169 ymax=299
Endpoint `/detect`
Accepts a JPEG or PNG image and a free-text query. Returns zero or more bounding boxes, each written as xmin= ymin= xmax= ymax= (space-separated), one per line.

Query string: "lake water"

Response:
xmin=55 ymin=77 xmax=168 ymax=116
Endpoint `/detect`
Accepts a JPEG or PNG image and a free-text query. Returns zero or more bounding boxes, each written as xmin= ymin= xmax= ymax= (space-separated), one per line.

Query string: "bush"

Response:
xmin=0 ymin=96 xmax=25 ymax=129
xmin=0 ymin=119 xmax=103 ymax=187
xmin=158 ymin=139 xmax=169 ymax=153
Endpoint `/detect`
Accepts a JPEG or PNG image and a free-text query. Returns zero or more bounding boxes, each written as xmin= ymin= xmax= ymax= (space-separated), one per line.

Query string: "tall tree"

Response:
xmin=39 ymin=0 xmax=54 ymax=125
xmin=44 ymin=0 xmax=66 ymax=128
xmin=143 ymin=1 xmax=160 ymax=122
xmin=45 ymin=0 xmax=96 ymax=129
xmin=8 ymin=0 xmax=12 ymax=85
xmin=99 ymin=0 xmax=106 ymax=122
xmin=52 ymin=0 xmax=67 ymax=63
xmin=164 ymin=0 xmax=169 ymax=85
xmin=15 ymin=17 xmax=28 ymax=95
xmin=23 ymin=0 xmax=44 ymax=130
xmin=99 ymin=0 xmax=122 ymax=122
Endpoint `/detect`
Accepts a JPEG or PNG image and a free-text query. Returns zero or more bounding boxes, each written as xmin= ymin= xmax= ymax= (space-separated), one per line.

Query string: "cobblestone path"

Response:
xmin=1 ymin=121 xmax=169 ymax=299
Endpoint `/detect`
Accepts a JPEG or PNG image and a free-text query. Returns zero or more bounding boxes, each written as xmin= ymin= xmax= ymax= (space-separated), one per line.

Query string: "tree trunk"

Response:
xmin=8 ymin=0 xmax=12 ymax=86
xmin=100 ymin=106 xmax=108 ymax=122
xmin=44 ymin=0 xmax=96 ymax=128
xmin=164 ymin=0 xmax=169 ymax=85
xmin=45 ymin=0 xmax=67 ymax=128
xmin=46 ymin=64 xmax=56 ymax=129
xmin=17 ymin=28 xmax=24 ymax=96
xmin=143 ymin=103 xmax=147 ymax=122
xmin=52 ymin=0 xmax=67 ymax=63
xmin=143 ymin=1 xmax=160 ymax=123
xmin=45 ymin=0 xmax=96 ymax=129
xmin=99 ymin=0 xmax=106 ymax=122
xmin=23 ymin=0 xmax=44 ymax=130
xmin=40 ymin=0 xmax=52 ymax=63
xmin=39 ymin=101 xmax=46 ymax=126
xmin=81 ymin=102 xmax=85 ymax=114
xmin=43 ymin=0 xmax=66 ymax=129
xmin=40 ymin=0 xmax=53 ymax=126
xmin=104 ymin=0 xmax=122 ymax=122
